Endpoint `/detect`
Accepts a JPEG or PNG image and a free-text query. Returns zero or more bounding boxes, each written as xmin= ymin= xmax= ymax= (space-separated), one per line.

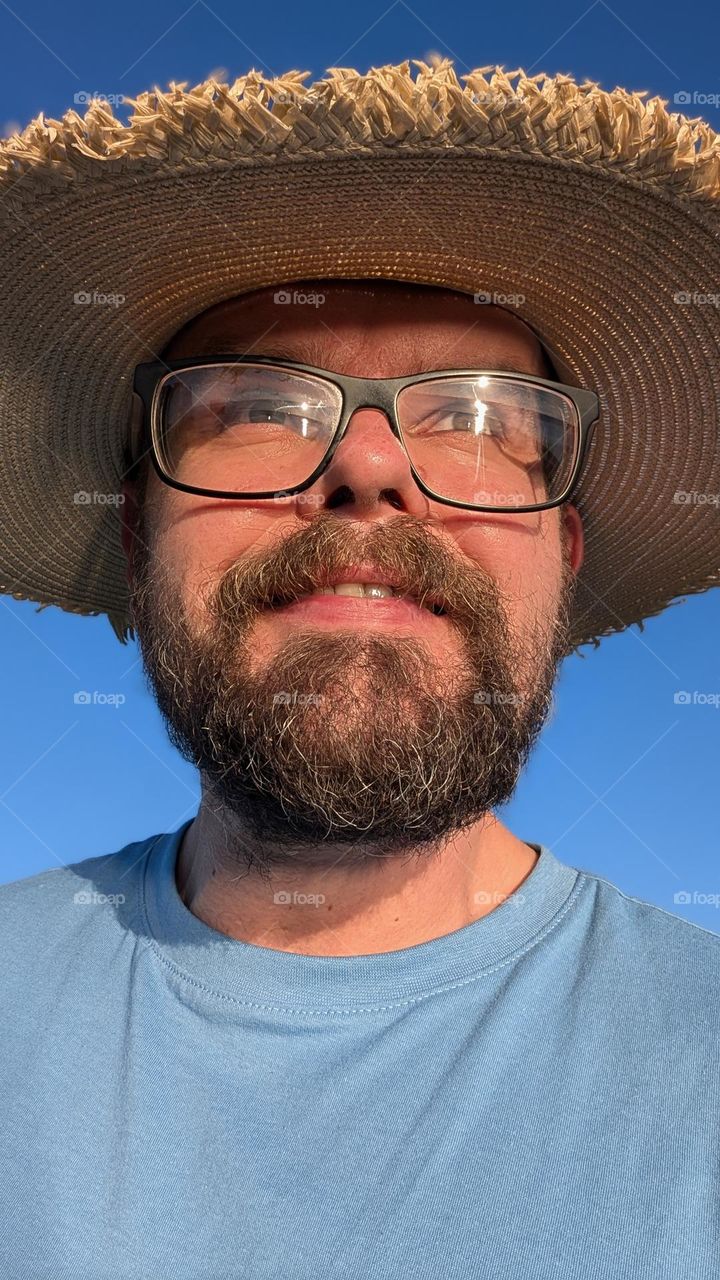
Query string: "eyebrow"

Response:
xmin=182 ymin=335 xmax=542 ymax=377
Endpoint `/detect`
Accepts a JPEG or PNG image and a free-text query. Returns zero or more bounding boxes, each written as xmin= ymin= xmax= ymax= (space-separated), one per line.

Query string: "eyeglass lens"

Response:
xmin=154 ymin=363 xmax=579 ymax=507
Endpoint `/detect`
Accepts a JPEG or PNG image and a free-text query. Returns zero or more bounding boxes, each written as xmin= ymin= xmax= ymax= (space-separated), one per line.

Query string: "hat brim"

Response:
xmin=1 ymin=65 xmax=719 ymax=655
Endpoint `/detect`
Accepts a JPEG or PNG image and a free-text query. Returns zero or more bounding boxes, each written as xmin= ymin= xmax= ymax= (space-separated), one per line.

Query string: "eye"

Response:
xmin=419 ymin=401 xmax=508 ymax=437
xmin=209 ymin=398 xmax=325 ymax=438
xmin=237 ymin=399 xmax=289 ymax=423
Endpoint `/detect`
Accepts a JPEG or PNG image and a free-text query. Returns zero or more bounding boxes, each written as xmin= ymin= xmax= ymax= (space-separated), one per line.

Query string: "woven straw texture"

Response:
xmin=0 ymin=58 xmax=719 ymax=654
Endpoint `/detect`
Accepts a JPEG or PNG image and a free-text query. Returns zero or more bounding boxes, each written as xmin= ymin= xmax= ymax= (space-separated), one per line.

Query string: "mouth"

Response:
xmin=268 ymin=581 xmax=447 ymax=617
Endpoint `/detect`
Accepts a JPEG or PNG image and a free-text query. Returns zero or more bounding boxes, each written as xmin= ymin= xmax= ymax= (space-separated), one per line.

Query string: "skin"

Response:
xmin=121 ymin=280 xmax=583 ymax=956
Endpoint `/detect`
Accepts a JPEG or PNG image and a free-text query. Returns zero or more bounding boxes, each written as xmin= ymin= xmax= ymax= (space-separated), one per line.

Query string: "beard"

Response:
xmin=129 ymin=508 xmax=574 ymax=875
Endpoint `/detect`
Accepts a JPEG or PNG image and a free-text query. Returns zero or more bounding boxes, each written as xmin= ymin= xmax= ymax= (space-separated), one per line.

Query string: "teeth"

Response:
xmin=272 ymin=583 xmax=444 ymax=613
xmin=333 ymin=582 xmax=396 ymax=598
xmin=283 ymin=582 xmax=444 ymax=612
xmin=303 ymin=582 xmax=398 ymax=599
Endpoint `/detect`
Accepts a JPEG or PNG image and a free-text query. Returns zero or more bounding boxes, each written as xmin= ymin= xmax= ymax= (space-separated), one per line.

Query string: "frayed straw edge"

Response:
xmin=0 ymin=585 xmax=134 ymax=645
xmin=1 ymin=58 xmax=718 ymax=202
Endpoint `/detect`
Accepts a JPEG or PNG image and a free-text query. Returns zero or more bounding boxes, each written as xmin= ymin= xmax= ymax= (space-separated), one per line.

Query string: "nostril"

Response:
xmin=325 ymin=486 xmax=353 ymax=510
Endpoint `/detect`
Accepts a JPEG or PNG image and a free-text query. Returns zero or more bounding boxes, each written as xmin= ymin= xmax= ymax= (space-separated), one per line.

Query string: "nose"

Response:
xmin=301 ymin=406 xmax=430 ymax=519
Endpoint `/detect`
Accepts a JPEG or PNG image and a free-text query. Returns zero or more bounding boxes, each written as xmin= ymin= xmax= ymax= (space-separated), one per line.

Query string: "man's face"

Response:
xmin=125 ymin=280 xmax=583 ymax=872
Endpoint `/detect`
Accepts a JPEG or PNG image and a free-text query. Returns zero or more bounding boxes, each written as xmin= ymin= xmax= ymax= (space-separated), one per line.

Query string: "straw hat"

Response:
xmin=1 ymin=58 xmax=719 ymax=655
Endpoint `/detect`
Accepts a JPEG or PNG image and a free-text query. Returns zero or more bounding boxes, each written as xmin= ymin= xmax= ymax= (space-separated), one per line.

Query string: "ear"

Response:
xmin=562 ymin=502 xmax=584 ymax=577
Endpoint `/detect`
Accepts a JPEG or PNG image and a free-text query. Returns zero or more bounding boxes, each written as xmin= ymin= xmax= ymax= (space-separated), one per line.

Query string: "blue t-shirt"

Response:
xmin=1 ymin=819 xmax=719 ymax=1279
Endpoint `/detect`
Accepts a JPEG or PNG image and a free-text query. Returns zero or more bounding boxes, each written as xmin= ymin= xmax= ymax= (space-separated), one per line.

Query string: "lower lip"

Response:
xmin=267 ymin=594 xmax=445 ymax=626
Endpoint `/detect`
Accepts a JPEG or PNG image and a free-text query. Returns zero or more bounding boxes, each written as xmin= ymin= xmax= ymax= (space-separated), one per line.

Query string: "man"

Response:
xmin=1 ymin=60 xmax=719 ymax=1280
xmin=125 ymin=277 xmax=583 ymax=944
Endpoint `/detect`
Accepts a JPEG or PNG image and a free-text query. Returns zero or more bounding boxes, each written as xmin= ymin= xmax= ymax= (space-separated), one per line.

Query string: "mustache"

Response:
xmin=206 ymin=510 xmax=505 ymax=630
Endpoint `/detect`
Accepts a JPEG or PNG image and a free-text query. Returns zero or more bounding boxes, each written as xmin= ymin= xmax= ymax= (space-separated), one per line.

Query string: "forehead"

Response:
xmin=163 ymin=281 xmax=550 ymax=378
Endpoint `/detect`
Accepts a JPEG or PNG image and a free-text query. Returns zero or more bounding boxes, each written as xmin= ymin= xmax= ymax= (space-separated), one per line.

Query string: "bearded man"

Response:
xmin=1 ymin=61 xmax=719 ymax=1280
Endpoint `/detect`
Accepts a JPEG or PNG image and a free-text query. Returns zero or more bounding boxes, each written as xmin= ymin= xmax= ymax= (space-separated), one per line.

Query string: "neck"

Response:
xmin=174 ymin=802 xmax=539 ymax=956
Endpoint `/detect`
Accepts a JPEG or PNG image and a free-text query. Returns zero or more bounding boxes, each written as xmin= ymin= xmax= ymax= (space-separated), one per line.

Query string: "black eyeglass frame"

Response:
xmin=132 ymin=355 xmax=600 ymax=514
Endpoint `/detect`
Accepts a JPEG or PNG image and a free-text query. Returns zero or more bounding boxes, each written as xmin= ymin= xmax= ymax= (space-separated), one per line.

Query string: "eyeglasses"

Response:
xmin=132 ymin=356 xmax=599 ymax=513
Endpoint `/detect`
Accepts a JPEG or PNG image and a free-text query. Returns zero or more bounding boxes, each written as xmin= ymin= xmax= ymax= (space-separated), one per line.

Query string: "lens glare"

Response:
xmin=153 ymin=365 xmax=579 ymax=507
xmin=156 ymin=363 xmax=342 ymax=492
xmin=396 ymin=375 xmax=578 ymax=507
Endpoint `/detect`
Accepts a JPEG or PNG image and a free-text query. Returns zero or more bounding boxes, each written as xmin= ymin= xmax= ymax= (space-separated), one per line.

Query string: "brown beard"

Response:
xmin=129 ymin=508 xmax=574 ymax=875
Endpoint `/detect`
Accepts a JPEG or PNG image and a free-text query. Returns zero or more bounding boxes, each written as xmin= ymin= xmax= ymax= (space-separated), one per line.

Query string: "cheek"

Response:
xmin=147 ymin=490 xmax=285 ymax=627
xmin=454 ymin=513 xmax=563 ymax=636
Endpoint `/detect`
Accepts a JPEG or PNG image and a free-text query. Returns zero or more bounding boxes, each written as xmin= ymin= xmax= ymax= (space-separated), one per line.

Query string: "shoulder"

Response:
xmin=0 ymin=831 xmax=168 ymax=966
xmin=567 ymin=857 xmax=720 ymax=1018
xmin=578 ymin=859 xmax=720 ymax=946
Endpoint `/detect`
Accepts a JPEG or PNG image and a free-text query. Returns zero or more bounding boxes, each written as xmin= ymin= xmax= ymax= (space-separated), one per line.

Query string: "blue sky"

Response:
xmin=1 ymin=0 xmax=719 ymax=933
